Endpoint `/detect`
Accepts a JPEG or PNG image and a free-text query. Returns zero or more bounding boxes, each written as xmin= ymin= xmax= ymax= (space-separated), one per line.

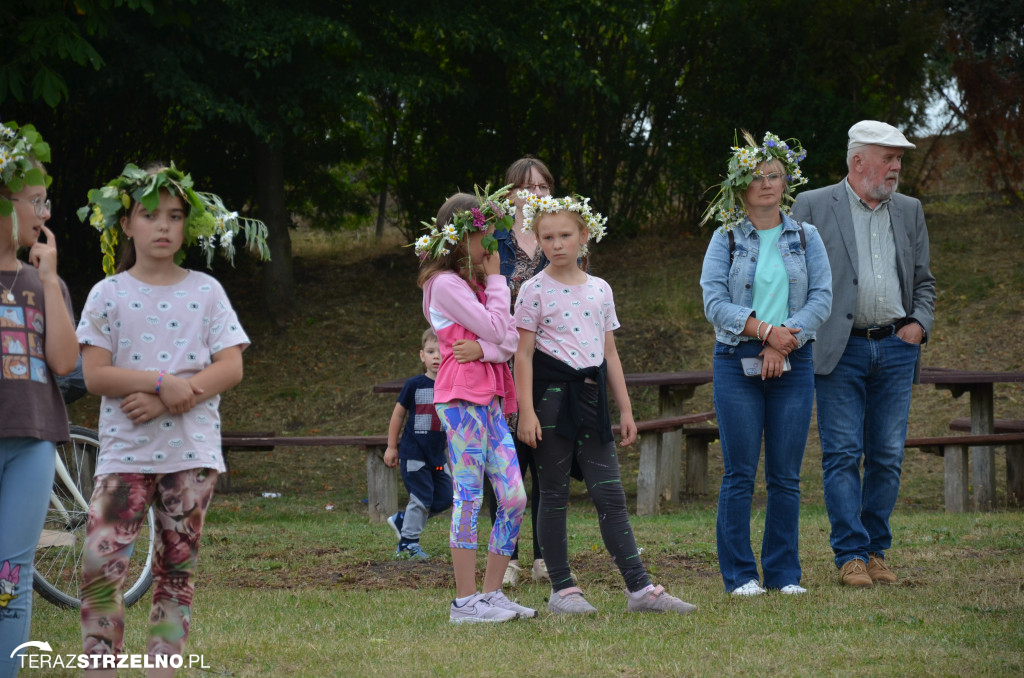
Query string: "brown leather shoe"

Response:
xmin=839 ymin=558 xmax=873 ymax=588
xmin=867 ymin=553 xmax=898 ymax=584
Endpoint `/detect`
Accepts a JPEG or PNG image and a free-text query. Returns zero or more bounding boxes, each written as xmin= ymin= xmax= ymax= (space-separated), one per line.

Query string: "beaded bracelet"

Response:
xmin=156 ymin=369 xmax=165 ymax=394
xmin=756 ymin=321 xmax=767 ymax=341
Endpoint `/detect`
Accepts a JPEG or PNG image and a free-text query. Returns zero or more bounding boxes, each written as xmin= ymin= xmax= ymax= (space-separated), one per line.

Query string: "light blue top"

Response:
xmin=700 ymin=212 xmax=833 ymax=348
xmin=750 ymin=225 xmax=788 ymax=327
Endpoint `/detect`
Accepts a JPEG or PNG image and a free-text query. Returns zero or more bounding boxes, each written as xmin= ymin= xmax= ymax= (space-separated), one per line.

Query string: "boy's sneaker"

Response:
xmin=531 ymin=558 xmax=550 ymax=582
xmin=449 ymin=593 xmax=517 ymax=624
xmin=395 ymin=542 xmax=430 ymax=560
xmin=386 ymin=511 xmax=404 ymax=540
xmin=627 ymin=585 xmax=697 ymax=615
xmin=547 ymin=586 xmax=598 ymax=615
xmin=503 ymin=560 xmax=521 ymax=587
xmin=482 ymin=590 xmax=537 ymax=618
xmin=731 ymin=579 xmax=767 ymax=596
xmin=779 ymin=584 xmax=807 ymax=595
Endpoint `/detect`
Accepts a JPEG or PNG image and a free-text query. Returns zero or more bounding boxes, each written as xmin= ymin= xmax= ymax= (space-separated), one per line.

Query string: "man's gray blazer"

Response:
xmin=791 ymin=179 xmax=936 ymax=377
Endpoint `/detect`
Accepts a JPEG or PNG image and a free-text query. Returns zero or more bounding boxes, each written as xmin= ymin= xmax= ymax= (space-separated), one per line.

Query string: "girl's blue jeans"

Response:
xmin=0 ymin=438 xmax=56 ymax=678
xmin=713 ymin=340 xmax=814 ymax=591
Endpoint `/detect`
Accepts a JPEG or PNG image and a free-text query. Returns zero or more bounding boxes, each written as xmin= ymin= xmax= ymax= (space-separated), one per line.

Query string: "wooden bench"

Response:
xmin=905 ymin=432 xmax=1024 ymax=512
xmin=948 ymin=418 xmax=1024 ymax=506
xmin=624 ymin=411 xmax=718 ymax=515
xmin=220 ymin=432 xmax=395 ymax=522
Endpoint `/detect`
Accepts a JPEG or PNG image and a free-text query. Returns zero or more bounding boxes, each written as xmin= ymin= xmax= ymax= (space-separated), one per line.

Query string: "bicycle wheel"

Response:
xmin=33 ymin=425 xmax=155 ymax=609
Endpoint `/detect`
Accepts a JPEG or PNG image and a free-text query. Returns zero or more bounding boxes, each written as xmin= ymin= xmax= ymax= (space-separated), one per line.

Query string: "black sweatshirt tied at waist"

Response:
xmin=531 ymin=350 xmax=613 ymax=444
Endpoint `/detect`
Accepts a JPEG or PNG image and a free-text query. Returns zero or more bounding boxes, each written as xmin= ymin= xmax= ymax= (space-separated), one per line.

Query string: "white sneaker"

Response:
xmin=483 ymin=590 xmax=537 ymax=618
xmin=449 ymin=593 xmax=517 ymax=624
xmin=502 ymin=560 xmax=521 ymax=587
xmin=779 ymin=584 xmax=807 ymax=595
xmin=547 ymin=586 xmax=598 ymax=615
xmin=731 ymin=579 xmax=766 ymax=596
xmin=531 ymin=558 xmax=550 ymax=582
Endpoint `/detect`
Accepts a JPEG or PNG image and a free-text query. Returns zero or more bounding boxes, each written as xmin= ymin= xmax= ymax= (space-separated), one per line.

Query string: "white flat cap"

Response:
xmin=847 ymin=120 xmax=916 ymax=150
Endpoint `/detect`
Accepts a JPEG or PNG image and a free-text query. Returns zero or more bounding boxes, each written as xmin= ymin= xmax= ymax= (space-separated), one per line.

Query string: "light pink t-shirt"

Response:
xmin=77 ymin=270 xmax=249 ymax=476
xmin=514 ymin=270 xmax=620 ymax=369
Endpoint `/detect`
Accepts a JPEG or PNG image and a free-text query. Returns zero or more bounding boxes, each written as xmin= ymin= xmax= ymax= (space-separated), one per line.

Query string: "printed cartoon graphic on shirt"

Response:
xmin=0 ymin=560 xmax=20 ymax=609
xmin=0 ymin=306 xmax=24 ymax=328
xmin=2 ymin=355 xmax=29 ymax=379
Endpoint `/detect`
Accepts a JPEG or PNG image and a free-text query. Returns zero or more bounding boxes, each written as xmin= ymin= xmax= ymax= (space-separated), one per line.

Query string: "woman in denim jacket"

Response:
xmin=699 ymin=132 xmax=832 ymax=597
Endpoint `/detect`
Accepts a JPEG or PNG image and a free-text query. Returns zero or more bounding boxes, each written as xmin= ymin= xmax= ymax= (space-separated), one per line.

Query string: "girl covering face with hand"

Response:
xmin=416 ymin=185 xmax=534 ymax=623
xmin=513 ymin=193 xmax=696 ymax=616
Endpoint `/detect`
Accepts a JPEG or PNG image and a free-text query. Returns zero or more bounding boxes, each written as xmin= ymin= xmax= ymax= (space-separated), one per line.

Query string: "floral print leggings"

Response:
xmin=80 ymin=469 xmax=216 ymax=661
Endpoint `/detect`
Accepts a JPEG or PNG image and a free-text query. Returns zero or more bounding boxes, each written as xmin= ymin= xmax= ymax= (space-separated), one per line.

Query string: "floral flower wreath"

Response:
xmin=413 ymin=184 xmax=513 ymax=260
xmin=1 ymin=121 xmax=52 ymax=225
xmin=77 ymin=163 xmax=270 ymax=276
xmin=517 ymin=190 xmax=608 ymax=256
xmin=701 ymin=130 xmax=809 ymax=229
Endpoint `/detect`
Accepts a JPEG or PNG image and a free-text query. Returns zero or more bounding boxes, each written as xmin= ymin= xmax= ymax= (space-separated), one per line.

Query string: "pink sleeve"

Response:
xmin=431 ymin=274 xmax=518 ymax=362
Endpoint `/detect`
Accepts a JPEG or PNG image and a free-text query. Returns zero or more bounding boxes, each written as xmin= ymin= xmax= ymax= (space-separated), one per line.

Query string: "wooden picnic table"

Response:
xmin=919 ymin=366 xmax=1024 ymax=509
xmin=374 ymin=370 xmax=716 ymax=510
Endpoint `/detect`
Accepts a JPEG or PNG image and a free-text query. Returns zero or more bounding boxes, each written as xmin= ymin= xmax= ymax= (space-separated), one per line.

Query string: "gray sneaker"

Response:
xmin=449 ymin=593 xmax=517 ymax=624
xmin=483 ymin=590 xmax=537 ymax=618
xmin=547 ymin=586 xmax=598 ymax=615
xmin=627 ymin=585 xmax=696 ymax=615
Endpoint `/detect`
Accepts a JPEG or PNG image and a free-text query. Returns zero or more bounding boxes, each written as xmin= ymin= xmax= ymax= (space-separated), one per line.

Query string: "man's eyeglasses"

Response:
xmin=519 ymin=183 xmax=550 ymax=193
xmin=751 ymin=173 xmax=783 ymax=186
xmin=10 ymin=197 xmax=51 ymax=217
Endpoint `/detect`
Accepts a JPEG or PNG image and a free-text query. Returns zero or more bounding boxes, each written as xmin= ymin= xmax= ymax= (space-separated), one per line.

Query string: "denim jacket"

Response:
xmin=494 ymin=226 xmax=549 ymax=280
xmin=700 ymin=212 xmax=832 ymax=348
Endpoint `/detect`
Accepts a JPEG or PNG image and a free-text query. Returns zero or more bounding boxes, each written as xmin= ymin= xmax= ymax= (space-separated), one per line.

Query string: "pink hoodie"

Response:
xmin=422 ymin=272 xmax=518 ymax=414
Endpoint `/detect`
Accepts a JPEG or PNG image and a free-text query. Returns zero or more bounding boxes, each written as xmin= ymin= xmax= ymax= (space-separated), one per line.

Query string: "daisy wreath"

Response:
xmin=78 ymin=163 xmax=270 ymax=276
xmin=413 ymin=183 xmax=514 ymax=260
xmin=517 ymin=191 xmax=608 ymax=256
xmin=701 ymin=130 xmax=809 ymax=229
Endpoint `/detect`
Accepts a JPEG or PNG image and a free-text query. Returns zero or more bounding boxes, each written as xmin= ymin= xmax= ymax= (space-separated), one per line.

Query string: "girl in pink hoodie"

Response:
xmin=415 ymin=188 xmax=532 ymax=623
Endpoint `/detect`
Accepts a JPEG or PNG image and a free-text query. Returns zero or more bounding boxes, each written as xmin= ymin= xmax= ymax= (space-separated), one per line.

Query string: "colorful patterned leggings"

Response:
xmin=80 ymin=469 xmax=217 ymax=661
xmin=435 ymin=399 xmax=526 ymax=555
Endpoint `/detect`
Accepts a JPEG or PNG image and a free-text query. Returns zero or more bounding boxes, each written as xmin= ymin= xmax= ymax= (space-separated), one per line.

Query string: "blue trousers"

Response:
xmin=0 ymin=438 xmax=56 ymax=678
xmin=399 ymin=459 xmax=452 ymax=543
xmin=816 ymin=334 xmax=918 ymax=568
xmin=713 ymin=341 xmax=814 ymax=591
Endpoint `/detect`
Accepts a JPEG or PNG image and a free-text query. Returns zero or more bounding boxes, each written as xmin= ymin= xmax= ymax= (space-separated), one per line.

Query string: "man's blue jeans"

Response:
xmin=815 ymin=334 xmax=919 ymax=569
xmin=713 ymin=340 xmax=814 ymax=591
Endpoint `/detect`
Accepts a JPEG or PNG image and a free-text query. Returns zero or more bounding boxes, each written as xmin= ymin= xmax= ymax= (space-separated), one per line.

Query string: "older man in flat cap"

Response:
xmin=792 ymin=121 xmax=935 ymax=588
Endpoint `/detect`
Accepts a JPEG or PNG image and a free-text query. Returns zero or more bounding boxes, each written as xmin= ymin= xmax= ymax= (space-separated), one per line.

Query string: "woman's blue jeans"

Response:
xmin=713 ymin=340 xmax=814 ymax=591
xmin=815 ymin=334 xmax=919 ymax=568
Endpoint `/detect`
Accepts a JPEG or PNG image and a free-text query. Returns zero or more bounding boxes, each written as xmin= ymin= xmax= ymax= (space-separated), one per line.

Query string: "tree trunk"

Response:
xmin=255 ymin=140 xmax=296 ymax=325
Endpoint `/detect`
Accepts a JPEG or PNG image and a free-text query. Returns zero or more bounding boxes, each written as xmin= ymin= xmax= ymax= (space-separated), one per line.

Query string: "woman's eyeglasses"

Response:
xmin=751 ymin=173 xmax=783 ymax=186
xmin=11 ymin=197 xmax=52 ymax=217
xmin=519 ymin=183 xmax=550 ymax=193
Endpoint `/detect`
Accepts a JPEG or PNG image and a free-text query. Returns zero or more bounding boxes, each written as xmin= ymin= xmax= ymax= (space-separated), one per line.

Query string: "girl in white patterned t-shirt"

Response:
xmin=513 ymin=194 xmax=695 ymax=616
xmin=76 ymin=163 xmax=266 ymax=675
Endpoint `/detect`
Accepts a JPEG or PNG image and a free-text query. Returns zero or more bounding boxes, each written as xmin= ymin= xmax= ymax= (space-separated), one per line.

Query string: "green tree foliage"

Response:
xmin=4 ymin=0 xmax=951 ymax=315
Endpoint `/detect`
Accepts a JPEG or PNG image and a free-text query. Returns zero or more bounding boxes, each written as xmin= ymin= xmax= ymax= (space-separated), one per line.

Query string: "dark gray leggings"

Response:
xmin=533 ymin=382 xmax=651 ymax=593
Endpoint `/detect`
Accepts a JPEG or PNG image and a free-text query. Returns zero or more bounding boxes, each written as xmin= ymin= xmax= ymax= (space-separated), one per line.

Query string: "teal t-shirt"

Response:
xmin=751 ymin=225 xmax=788 ymax=327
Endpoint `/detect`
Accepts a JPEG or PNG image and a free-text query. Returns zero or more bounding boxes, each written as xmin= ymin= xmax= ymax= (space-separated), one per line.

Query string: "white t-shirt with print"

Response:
xmin=514 ymin=270 xmax=620 ymax=369
xmin=77 ymin=270 xmax=249 ymax=476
